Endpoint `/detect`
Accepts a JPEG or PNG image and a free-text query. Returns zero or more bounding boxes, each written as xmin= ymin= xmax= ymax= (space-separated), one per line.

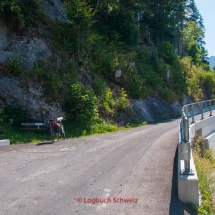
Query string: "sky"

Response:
xmin=195 ymin=0 xmax=215 ymax=57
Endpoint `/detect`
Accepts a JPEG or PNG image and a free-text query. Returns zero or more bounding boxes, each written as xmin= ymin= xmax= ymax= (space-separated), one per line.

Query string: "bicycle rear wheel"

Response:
xmin=51 ymin=129 xmax=59 ymax=141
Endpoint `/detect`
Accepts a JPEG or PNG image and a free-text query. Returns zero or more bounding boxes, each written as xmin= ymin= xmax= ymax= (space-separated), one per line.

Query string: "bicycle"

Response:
xmin=46 ymin=117 xmax=66 ymax=141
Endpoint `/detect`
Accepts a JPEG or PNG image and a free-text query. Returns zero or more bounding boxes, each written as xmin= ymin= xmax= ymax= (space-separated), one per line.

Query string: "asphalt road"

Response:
xmin=0 ymin=119 xmax=196 ymax=215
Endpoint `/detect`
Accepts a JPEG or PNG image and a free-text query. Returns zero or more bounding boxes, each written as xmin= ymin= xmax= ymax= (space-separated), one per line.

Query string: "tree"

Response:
xmin=182 ymin=0 xmax=208 ymax=65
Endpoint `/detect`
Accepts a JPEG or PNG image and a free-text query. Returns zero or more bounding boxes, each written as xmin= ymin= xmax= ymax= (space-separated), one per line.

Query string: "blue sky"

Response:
xmin=195 ymin=0 xmax=215 ymax=57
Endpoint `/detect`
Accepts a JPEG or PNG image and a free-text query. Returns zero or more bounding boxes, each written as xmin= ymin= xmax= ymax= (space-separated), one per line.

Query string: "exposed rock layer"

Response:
xmin=131 ymin=98 xmax=181 ymax=122
xmin=0 ymin=75 xmax=64 ymax=122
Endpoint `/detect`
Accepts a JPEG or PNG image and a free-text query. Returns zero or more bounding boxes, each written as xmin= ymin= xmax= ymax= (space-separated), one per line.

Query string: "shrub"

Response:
xmin=158 ymin=41 xmax=177 ymax=65
xmin=4 ymin=105 xmax=27 ymax=127
xmin=63 ymin=83 xmax=99 ymax=128
xmin=90 ymin=40 xmax=122 ymax=80
xmin=98 ymin=53 xmax=115 ymax=79
xmin=100 ymin=87 xmax=116 ymax=115
xmin=115 ymin=88 xmax=129 ymax=111
xmin=4 ymin=57 xmax=24 ymax=76
xmin=0 ymin=0 xmax=42 ymax=31
xmin=19 ymin=59 xmax=78 ymax=102
xmin=180 ymin=57 xmax=204 ymax=101
xmin=187 ymin=77 xmax=203 ymax=101
xmin=92 ymin=74 xmax=108 ymax=97
xmin=198 ymin=70 xmax=215 ymax=90
xmin=137 ymin=46 xmax=152 ymax=64
xmin=107 ymin=5 xmax=139 ymax=46
xmin=122 ymin=66 xmax=142 ymax=99
xmin=55 ymin=0 xmax=95 ymax=63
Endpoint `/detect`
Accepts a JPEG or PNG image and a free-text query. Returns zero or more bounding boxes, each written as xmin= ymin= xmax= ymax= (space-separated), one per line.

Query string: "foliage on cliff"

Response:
xmin=0 ymin=0 xmax=42 ymax=30
xmin=1 ymin=0 xmax=215 ymax=137
xmin=55 ymin=0 xmax=214 ymax=102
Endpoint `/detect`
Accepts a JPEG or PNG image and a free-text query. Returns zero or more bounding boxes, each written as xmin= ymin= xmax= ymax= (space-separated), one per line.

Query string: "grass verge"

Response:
xmin=0 ymin=120 xmax=146 ymax=144
xmin=193 ymin=136 xmax=215 ymax=214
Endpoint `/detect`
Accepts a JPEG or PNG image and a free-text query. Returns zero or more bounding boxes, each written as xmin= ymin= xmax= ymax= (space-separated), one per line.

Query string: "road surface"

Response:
xmin=0 ymin=119 xmax=196 ymax=215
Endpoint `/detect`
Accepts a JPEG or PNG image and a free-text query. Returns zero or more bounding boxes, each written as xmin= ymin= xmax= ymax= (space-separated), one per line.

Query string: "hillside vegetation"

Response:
xmin=1 ymin=0 xmax=215 ymax=139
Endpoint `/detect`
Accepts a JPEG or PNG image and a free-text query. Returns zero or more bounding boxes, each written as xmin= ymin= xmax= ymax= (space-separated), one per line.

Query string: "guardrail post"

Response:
xmin=180 ymin=116 xmax=194 ymax=175
xmin=184 ymin=117 xmax=190 ymax=174
xmin=184 ymin=117 xmax=189 ymax=142
xmin=201 ymin=102 xmax=204 ymax=119
xmin=191 ymin=104 xmax=195 ymax=123
xmin=185 ymin=105 xmax=189 ymax=124
xmin=209 ymin=100 xmax=212 ymax=116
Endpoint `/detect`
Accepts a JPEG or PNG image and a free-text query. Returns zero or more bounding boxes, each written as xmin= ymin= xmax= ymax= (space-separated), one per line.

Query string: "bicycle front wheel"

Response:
xmin=61 ymin=127 xmax=66 ymax=139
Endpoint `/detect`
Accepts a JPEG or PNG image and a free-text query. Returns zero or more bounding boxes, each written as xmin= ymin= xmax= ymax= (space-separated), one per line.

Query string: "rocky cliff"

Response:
xmin=0 ymin=0 xmax=184 ymax=123
xmin=0 ymin=75 xmax=64 ymax=121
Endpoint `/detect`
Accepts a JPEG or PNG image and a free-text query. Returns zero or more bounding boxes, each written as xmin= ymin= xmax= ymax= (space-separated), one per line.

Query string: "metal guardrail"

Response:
xmin=180 ymin=99 xmax=215 ymax=175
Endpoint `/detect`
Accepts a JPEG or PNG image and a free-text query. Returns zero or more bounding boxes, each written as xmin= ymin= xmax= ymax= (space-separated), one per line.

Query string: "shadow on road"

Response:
xmin=149 ymin=118 xmax=180 ymax=125
xmin=35 ymin=141 xmax=54 ymax=146
xmin=169 ymin=147 xmax=197 ymax=215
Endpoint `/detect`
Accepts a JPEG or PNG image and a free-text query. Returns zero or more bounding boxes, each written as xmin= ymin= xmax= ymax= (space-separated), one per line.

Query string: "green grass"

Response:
xmin=1 ymin=123 xmax=50 ymax=144
xmin=0 ymin=111 xmax=181 ymax=145
xmin=0 ymin=119 xmax=147 ymax=145
xmin=120 ymin=121 xmax=147 ymax=130
xmin=63 ymin=120 xmax=118 ymax=138
xmin=193 ymin=136 xmax=215 ymax=215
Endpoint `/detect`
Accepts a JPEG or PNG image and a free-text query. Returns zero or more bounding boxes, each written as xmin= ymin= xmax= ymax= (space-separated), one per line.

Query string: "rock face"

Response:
xmin=0 ymin=1 xmax=185 ymax=124
xmin=41 ymin=0 xmax=68 ymax=22
xmin=0 ymin=0 xmax=68 ymax=122
xmin=0 ymin=0 xmax=68 ymax=68
xmin=0 ymin=75 xmax=64 ymax=122
xmin=182 ymin=94 xmax=193 ymax=106
xmin=0 ymin=71 xmax=183 ymax=123
xmin=0 ymin=73 xmax=185 ymax=123
xmin=131 ymin=98 xmax=182 ymax=122
xmin=0 ymin=25 xmax=52 ymax=68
